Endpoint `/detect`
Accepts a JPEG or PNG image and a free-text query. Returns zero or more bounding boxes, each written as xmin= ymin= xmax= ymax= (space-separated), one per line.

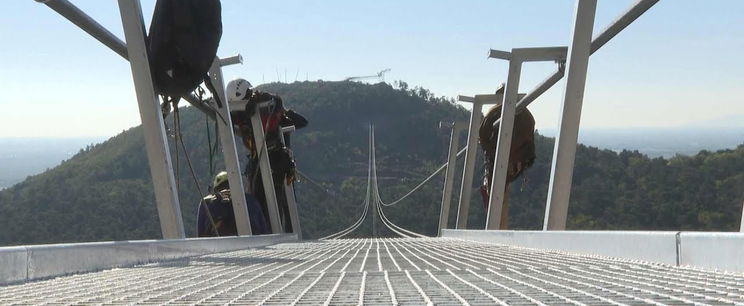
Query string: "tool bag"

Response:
xmin=147 ymin=0 xmax=223 ymax=106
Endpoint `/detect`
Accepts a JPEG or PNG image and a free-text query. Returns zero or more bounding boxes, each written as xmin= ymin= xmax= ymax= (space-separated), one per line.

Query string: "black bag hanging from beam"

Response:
xmin=147 ymin=0 xmax=222 ymax=106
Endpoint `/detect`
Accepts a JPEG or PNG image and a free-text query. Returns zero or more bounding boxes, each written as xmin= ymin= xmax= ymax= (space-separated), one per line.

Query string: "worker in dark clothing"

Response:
xmin=196 ymin=171 xmax=269 ymax=237
xmin=478 ymin=104 xmax=536 ymax=230
xmin=225 ymin=78 xmax=308 ymax=233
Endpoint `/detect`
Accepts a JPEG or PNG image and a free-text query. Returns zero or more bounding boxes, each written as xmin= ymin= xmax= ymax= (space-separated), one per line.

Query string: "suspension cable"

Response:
xmin=370 ymin=125 xmax=428 ymax=238
xmin=320 ymin=127 xmax=374 ymax=240
xmin=379 ymin=147 xmax=466 ymax=206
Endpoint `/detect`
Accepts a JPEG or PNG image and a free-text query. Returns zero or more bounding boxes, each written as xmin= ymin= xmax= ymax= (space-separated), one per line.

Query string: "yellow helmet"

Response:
xmin=213 ymin=171 xmax=229 ymax=190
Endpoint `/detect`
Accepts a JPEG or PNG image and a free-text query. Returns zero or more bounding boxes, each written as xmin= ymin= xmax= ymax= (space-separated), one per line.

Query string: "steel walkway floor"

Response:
xmin=1 ymin=238 xmax=743 ymax=305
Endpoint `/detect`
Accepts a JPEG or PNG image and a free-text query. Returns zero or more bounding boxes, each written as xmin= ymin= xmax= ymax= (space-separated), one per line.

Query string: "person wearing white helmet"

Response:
xmin=225 ymin=78 xmax=308 ymax=233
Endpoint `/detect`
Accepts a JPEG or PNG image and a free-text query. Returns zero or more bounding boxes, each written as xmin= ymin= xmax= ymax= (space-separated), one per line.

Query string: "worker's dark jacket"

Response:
xmin=479 ymin=105 xmax=536 ymax=188
xmin=197 ymin=189 xmax=269 ymax=237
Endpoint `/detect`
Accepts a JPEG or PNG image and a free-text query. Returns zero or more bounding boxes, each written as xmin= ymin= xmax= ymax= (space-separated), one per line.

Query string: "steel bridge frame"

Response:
xmin=436 ymin=0 xmax=742 ymax=233
xmin=35 ymin=0 xmax=295 ymax=238
xmin=31 ymin=0 xmax=744 ymax=238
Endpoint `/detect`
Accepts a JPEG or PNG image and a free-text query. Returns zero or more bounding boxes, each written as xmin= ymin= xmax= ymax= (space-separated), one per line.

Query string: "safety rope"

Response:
xmin=379 ymin=147 xmax=466 ymax=207
xmin=174 ymin=104 xmax=220 ymax=236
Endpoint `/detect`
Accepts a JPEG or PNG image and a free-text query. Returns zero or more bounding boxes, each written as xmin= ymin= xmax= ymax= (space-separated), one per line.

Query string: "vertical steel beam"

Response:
xmin=280 ymin=126 xmax=302 ymax=239
xmin=117 ymin=0 xmax=184 ymax=239
xmin=544 ymin=0 xmax=598 ymax=231
xmin=455 ymin=100 xmax=484 ymax=229
xmin=438 ymin=121 xmax=466 ymax=236
xmin=740 ymin=202 xmax=744 ymax=232
xmin=486 ymin=59 xmax=523 ymax=230
xmin=250 ymin=104 xmax=283 ymax=233
xmin=208 ymin=58 xmax=252 ymax=236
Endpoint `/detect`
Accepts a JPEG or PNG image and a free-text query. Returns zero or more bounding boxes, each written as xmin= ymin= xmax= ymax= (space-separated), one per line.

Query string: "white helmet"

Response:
xmin=226 ymin=78 xmax=253 ymax=102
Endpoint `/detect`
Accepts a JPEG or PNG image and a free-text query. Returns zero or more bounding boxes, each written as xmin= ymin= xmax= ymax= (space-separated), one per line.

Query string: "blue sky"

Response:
xmin=1 ymin=0 xmax=743 ymax=137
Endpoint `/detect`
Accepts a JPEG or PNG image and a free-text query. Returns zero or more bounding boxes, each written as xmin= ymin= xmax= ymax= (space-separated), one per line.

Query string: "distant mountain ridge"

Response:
xmin=0 ymin=81 xmax=742 ymax=247
xmin=0 ymin=137 xmax=105 ymax=189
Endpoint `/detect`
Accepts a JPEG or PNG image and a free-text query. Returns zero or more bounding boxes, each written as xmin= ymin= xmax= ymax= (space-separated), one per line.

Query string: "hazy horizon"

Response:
xmin=2 ymin=125 xmax=743 ymax=190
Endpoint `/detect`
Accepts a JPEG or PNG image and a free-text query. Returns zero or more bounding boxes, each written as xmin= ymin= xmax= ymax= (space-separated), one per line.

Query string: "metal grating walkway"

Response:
xmin=1 ymin=238 xmax=743 ymax=305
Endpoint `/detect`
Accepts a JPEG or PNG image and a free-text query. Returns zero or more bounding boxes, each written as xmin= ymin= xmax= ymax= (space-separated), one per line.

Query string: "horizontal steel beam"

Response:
xmin=219 ymin=54 xmax=243 ymax=67
xmin=457 ymin=95 xmax=476 ymax=103
xmin=37 ymin=0 xmax=217 ymax=119
xmin=591 ymin=0 xmax=660 ymax=54
xmin=488 ymin=49 xmax=512 ymax=60
xmin=490 ymin=47 xmax=567 ymax=62
xmin=0 ymin=234 xmax=297 ymax=285
xmin=443 ymin=229 xmax=744 ymax=274
xmin=488 ymin=0 xmax=658 ymax=116
xmin=37 ymin=0 xmax=129 ymax=59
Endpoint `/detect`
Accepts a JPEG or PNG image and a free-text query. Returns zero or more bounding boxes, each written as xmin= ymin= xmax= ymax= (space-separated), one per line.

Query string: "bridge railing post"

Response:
xmin=117 ymin=0 xmax=184 ymax=239
xmin=544 ymin=0 xmax=598 ymax=231
xmin=485 ymin=48 xmax=566 ymax=230
xmin=454 ymin=97 xmax=484 ymax=229
xmin=438 ymin=121 xmax=466 ymax=236
xmin=280 ymin=126 xmax=302 ymax=239
xmin=250 ymin=103 xmax=283 ymax=234
xmin=485 ymin=58 xmax=522 ymax=231
xmin=208 ymin=56 xmax=253 ymax=236
xmin=740 ymin=201 xmax=744 ymax=232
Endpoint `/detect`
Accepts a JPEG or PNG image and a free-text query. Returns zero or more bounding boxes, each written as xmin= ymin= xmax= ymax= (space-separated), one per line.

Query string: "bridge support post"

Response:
xmin=544 ymin=0 xmax=597 ymax=231
xmin=485 ymin=59 xmax=523 ymax=230
xmin=740 ymin=202 xmax=744 ymax=232
xmin=251 ymin=103 xmax=283 ymax=234
xmin=439 ymin=121 xmax=466 ymax=236
xmin=117 ymin=0 xmax=184 ymax=239
xmin=208 ymin=56 xmax=253 ymax=236
xmin=280 ymin=126 xmax=303 ymax=239
xmin=455 ymin=99 xmax=484 ymax=229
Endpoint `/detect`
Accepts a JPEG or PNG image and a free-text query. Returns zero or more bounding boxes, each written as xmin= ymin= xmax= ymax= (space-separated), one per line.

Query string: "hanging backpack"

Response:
xmin=147 ymin=0 xmax=223 ymax=106
xmin=479 ymin=105 xmax=536 ymax=185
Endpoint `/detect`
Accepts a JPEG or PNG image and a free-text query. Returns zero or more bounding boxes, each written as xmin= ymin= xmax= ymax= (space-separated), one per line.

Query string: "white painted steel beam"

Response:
xmin=37 ymin=0 xmax=128 ymax=59
xmin=36 ymin=0 xmax=217 ymax=119
xmin=279 ymin=126 xmax=302 ymax=239
xmin=490 ymin=0 xmax=658 ymax=126
xmin=118 ymin=0 xmax=184 ymax=239
xmin=513 ymin=47 xmax=568 ymax=62
xmin=740 ymin=202 xmax=744 ymax=232
xmin=487 ymin=49 xmax=512 ymax=61
xmin=474 ymin=93 xmax=526 ymax=105
xmin=455 ymin=97 xmax=484 ymax=229
xmin=0 ymin=234 xmax=297 ymax=285
xmin=219 ymin=54 xmax=243 ymax=67
xmin=208 ymin=57 xmax=252 ymax=236
xmin=486 ymin=58 xmax=523 ymax=230
xmin=544 ymin=0 xmax=597 ymax=231
xmin=251 ymin=103 xmax=283 ymax=234
xmin=438 ymin=121 xmax=466 ymax=236
xmin=591 ymin=0 xmax=660 ymax=54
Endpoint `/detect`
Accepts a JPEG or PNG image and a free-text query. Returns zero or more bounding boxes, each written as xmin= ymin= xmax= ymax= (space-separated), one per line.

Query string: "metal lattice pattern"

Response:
xmin=2 ymin=238 xmax=743 ymax=305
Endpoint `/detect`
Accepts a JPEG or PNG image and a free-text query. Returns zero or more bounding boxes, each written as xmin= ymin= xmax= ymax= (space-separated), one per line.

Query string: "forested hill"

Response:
xmin=1 ymin=81 xmax=743 ymax=246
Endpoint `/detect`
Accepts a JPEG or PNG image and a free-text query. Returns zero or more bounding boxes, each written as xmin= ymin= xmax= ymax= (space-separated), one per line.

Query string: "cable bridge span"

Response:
xmin=3 ymin=126 xmax=744 ymax=305
xmin=3 ymin=0 xmax=744 ymax=304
